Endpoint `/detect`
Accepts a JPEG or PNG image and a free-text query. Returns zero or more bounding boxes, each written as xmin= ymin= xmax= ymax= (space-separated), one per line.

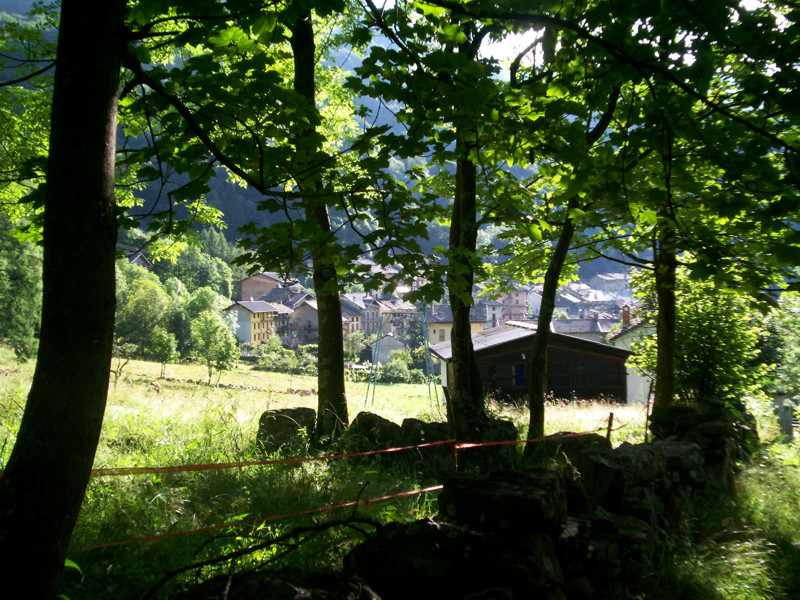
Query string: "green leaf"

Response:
xmin=638 ymin=209 xmax=658 ymax=226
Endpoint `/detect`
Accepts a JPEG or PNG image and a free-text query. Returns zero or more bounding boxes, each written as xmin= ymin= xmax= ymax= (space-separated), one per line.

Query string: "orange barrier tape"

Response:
xmin=87 ymin=439 xmax=457 ymax=477
xmin=73 ymin=484 xmax=444 ymax=552
xmin=2 ymin=430 xmax=622 ymax=479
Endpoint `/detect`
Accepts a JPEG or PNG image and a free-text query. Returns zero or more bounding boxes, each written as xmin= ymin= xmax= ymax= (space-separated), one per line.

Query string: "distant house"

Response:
xmin=589 ymin=272 xmax=630 ymax=295
xmin=500 ymin=285 xmax=529 ymax=323
xmin=425 ymin=301 xmax=489 ymax=344
xmin=430 ymin=322 xmax=631 ymax=402
xmin=240 ymin=272 xmax=296 ymax=300
xmin=527 ymin=286 xmax=543 ymax=317
xmin=368 ymin=333 xmax=409 ymax=364
xmin=606 ymin=306 xmax=655 ymax=404
xmin=225 ymin=300 xmax=294 ymax=348
xmin=340 ymin=299 xmax=363 ymax=336
xmin=550 ymin=317 xmax=619 ymax=343
xmin=258 ymin=285 xmax=313 ymax=310
xmin=124 ymin=250 xmax=153 ymax=269
xmin=349 ymin=294 xmax=416 ymax=336
xmin=291 ymin=299 xmax=320 ymax=344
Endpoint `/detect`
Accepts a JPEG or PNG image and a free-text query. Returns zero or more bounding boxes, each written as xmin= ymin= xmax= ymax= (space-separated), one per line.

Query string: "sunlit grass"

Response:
xmin=3 ymin=346 xmax=796 ymax=599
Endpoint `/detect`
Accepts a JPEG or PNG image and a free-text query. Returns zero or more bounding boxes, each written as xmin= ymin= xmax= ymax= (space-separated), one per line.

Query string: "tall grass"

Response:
xmin=5 ymin=349 xmax=794 ymax=599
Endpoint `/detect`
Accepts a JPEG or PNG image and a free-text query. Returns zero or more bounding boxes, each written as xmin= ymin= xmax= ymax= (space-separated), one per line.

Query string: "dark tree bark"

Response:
xmin=653 ymin=208 xmax=678 ymax=406
xmin=446 ymin=144 xmax=487 ymax=441
xmin=522 ymin=89 xmax=619 ymax=445
xmin=0 ymin=0 xmax=124 ymax=595
xmin=290 ymin=9 xmax=348 ymax=438
xmin=524 ymin=200 xmax=578 ymax=445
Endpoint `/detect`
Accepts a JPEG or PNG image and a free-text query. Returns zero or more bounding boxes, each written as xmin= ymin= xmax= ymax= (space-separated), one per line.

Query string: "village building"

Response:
xmin=240 ymin=271 xmax=296 ymax=300
xmin=290 ymin=298 xmax=320 ymax=345
xmin=225 ymin=300 xmax=294 ymax=348
xmin=124 ymin=250 xmax=153 ymax=269
xmin=368 ymin=333 xmax=409 ymax=364
xmin=425 ymin=301 xmax=489 ymax=344
xmin=589 ymin=272 xmax=631 ymax=295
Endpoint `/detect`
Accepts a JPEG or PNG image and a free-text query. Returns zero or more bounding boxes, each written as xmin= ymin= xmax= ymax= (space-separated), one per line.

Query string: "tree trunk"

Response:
xmin=653 ymin=210 xmax=678 ymax=406
xmin=290 ymin=9 xmax=348 ymax=438
xmin=446 ymin=145 xmax=486 ymax=441
xmin=524 ymin=204 xmax=576 ymax=448
xmin=0 ymin=0 xmax=123 ymax=594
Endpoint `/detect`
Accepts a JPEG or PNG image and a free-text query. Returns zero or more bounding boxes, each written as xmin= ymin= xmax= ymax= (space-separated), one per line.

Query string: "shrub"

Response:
xmin=379 ymin=359 xmax=410 ymax=383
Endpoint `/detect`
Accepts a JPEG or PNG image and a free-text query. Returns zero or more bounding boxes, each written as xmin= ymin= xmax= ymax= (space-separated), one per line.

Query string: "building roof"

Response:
xmin=425 ymin=301 xmax=488 ymax=324
xmin=594 ymin=272 xmax=628 ymax=282
xmin=247 ymin=271 xmax=298 ymax=284
xmin=125 ymin=250 xmax=153 ymax=268
xmin=551 ymin=318 xmax=618 ymax=335
xmin=257 ymin=286 xmax=313 ymax=308
xmin=606 ymin=316 xmax=649 ymax=342
xmin=377 ymin=297 xmax=416 ymax=312
xmin=430 ymin=322 xmax=632 ymax=361
xmin=226 ymin=300 xmax=293 ymax=315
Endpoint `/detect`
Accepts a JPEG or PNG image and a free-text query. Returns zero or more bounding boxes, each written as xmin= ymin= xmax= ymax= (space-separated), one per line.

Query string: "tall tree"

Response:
xmin=289 ymin=6 xmax=349 ymax=436
xmin=0 ymin=0 xmax=125 ymax=594
xmin=119 ymin=0 xmax=379 ymax=439
xmin=353 ymin=1 xmax=525 ymax=440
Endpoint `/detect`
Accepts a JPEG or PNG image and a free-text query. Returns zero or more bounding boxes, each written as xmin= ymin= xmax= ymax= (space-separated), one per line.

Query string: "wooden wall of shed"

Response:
xmin=475 ymin=338 xmax=628 ymax=402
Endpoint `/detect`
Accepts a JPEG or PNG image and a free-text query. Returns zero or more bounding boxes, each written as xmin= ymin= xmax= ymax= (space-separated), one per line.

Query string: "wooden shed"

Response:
xmin=430 ymin=323 xmax=631 ymax=402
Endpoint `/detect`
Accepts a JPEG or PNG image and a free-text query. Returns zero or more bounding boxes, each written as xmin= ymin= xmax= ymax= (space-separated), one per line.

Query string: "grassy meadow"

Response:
xmin=2 ymin=346 xmax=799 ymax=599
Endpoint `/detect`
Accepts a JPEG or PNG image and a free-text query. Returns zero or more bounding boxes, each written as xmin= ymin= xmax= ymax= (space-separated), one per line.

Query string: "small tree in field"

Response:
xmin=111 ymin=343 xmax=137 ymax=386
xmin=343 ymin=330 xmax=367 ymax=362
xmin=191 ymin=311 xmax=238 ymax=385
xmin=151 ymin=327 xmax=179 ymax=378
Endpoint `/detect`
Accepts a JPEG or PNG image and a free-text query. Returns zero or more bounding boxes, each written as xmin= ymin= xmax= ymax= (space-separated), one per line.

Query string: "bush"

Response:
xmin=630 ymin=267 xmax=769 ymax=410
xmin=257 ymin=335 xmax=299 ymax=373
xmin=296 ymin=346 xmax=318 ymax=376
xmin=408 ymin=368 xmax=426 ymax=384
xmin=379 ymin=359 xmax=411 ymax=383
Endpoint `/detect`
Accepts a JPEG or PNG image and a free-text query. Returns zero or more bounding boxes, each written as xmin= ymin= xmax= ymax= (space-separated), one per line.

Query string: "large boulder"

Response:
xmin=556 ymin=508 xmax=658 ymax=600
xmin=525 ymin=432 xmax=612 ymax=469
xmin=398 ymin=418 xmax=453 ymax=472
xmin=438 ymin=469 xmax=567 ymax=535
xmin=346 ymin=518 xmax=564 ymax=600
xmin=256 ymin=407 xmax=316 ymax=453
xmin=648 ymin=405 xmax=700 ymax=439
xmin=341 ymin=411 xmax=402 ymax=453
xmin=455 ymin=417 xmax=519 ymax=472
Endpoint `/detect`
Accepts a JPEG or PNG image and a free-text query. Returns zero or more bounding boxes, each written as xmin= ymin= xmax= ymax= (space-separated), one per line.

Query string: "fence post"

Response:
xmin=606 ymin=412 xmax=614 ymax=442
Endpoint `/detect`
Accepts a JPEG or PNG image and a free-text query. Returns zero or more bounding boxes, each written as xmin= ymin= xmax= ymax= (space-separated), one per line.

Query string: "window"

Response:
xmin=439 ymin=329 xmax=445 ymax=342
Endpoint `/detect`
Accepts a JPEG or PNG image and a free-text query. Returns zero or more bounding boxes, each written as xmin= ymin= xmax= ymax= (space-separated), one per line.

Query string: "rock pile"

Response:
xmin=346 ymin=405 xmax=748 ymax=599
xmin=221 ymin=404 xmax=751 ymax=599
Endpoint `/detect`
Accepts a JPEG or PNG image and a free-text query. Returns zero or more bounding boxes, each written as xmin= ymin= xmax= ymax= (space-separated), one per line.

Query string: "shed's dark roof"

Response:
xmin=430 ymin=323 xmax=632 ymax=361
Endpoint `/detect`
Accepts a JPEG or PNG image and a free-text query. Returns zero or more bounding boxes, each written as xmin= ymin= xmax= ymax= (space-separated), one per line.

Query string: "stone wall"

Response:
xmin=346 ymin=405 xmax=753 ymax=599
xmin=186 ymin=405 xmax=752 ymax=599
